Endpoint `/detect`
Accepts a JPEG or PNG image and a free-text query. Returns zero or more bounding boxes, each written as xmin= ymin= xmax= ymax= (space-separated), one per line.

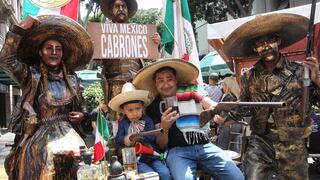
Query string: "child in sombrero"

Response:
xmin=109 ymin=82 xmax=171 ymax=179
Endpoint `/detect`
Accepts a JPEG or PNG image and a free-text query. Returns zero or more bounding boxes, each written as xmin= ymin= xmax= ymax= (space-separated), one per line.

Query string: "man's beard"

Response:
xmin=115 ymin=12 xmax=128 ymax=22
xmin=260 ymin=49 xmax=278 ymax=61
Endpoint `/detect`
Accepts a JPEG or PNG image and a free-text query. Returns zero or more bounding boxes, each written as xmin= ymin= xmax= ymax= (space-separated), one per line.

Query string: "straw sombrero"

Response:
xmin=223 ymin=13 xmax=309 ymax=58
xmin=100 ymin=0 xmax=138 ymax=20
xmin=132 ymin=59 xmax=199 ymax=96
xmin=108 ymin=82 xmax=151 ymax=112
xmin=16 ymin=15 xmax=94 ymax=70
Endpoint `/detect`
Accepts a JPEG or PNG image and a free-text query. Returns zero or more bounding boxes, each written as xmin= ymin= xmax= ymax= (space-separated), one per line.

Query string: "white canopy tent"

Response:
xmin=207 ymin=2 xmax=320 ymax=40
xmin=206 ymin=2 xmax=320 ymax=75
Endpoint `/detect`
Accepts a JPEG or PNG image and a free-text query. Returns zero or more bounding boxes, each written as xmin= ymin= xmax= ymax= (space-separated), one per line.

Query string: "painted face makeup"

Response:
xmin=40 ymin=39 xmax=63 ymax=68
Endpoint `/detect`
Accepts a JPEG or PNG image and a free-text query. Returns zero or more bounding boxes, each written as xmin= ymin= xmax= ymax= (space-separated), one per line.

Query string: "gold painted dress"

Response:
xmin=0 ymin=31 xmax=87 ymax=179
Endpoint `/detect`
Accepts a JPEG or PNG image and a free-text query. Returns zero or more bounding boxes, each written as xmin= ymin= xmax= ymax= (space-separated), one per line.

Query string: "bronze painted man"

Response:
xmin=100 ymin=0 xmax=160 ymax=121
xmin=222 ymin=13 xmax=320 ymax=180
xmin=0 ymin=15 xmax=93 ymax=179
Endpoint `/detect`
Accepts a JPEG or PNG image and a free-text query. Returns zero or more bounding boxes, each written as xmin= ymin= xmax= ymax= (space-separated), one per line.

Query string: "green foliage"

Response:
xmin=83 ymin=82 xmax=103 ymax=111
xmin=189 ymin=0 xmax=253 ymax=24
xmin=129 ymin=9 xmax=163 ymax=35
xmin=89 ymin=10 xmax=107 ymax=22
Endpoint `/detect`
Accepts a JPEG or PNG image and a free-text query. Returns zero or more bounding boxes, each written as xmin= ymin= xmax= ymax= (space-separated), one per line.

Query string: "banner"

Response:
xmin=87 ymin=22 xmax=158 ymax=60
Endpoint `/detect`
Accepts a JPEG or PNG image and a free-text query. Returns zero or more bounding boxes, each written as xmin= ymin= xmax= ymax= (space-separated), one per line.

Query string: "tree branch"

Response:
xmin=222 ymin=0 xmax=237 ymax=19
xmin=234 ymin=0 xmax=248 ymax=17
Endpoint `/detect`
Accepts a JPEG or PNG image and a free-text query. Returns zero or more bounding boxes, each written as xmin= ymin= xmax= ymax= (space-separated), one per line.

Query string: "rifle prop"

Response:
xmin=129 ymin=128 xmax=164 ymax=142
xmin=199 ymin=101 xmax=286 ymax=128
xmin=301 ymin=0 xmax=317 ymax=126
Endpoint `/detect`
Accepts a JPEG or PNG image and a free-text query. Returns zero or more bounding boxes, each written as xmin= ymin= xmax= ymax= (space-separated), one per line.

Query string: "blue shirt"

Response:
xmin=115 ymin=114 xmax=156 ymax=147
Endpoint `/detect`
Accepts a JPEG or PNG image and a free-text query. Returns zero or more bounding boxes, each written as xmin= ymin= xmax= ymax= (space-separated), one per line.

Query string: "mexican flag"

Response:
xmin=162 ymin=0 xmax=203 ymax=84
xmin=93 ymin=110 xmax=110 ymax=162
xmin=22 ymin=0 xmax=79 ymax=21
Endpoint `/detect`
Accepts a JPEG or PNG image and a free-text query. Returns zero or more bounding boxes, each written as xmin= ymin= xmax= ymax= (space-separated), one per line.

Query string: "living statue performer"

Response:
xmin=222 ymin=13 xmax=320 ymax=180
xmin=0 ymin=15 xmax=94 ymax=179
xmin=99 ymin=0 xmax=161 ymax=121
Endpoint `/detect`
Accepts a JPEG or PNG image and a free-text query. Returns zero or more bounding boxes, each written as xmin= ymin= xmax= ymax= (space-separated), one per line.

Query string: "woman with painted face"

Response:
xmin=0 ymin=15 xmax=93 ymax=179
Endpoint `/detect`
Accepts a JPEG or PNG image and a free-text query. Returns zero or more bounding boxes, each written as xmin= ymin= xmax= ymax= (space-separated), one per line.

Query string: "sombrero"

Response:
xmin=223 ymin=13 xmax=309 ymax=58
xmin=108 ymin=82 xmax=151 ymax=112
xmin=132 ymin=59 xmax=199 ymax=96
xmin=100 ymin=0 xmax=138 ymax=19
xmin=17 ymin=15 xmax=94 ymax=70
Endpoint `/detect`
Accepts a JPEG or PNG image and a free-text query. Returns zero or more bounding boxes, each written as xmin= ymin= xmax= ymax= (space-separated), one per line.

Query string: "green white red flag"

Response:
xmin=93 ymin=110 xmax=109 ymax=162
xmin=162 ymin=0 xmax=203 ymax=84
xmin=22 ymin=0 xmax=79 ymax=21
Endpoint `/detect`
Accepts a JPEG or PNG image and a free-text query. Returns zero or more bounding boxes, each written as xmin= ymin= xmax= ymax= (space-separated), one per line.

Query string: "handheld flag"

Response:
xmin=93 ymin=110 xmax=110 ymax=162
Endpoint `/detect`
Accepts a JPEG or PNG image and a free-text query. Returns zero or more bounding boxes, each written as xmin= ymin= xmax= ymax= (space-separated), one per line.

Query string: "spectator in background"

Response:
xmin=216 ymin=76 xmax=243 ymax=153
xmin=90 ymin=99 xmax=109 ymax=135
xmin=205 ymin=73 xmax=223 ymax=102
xmin=220 ymin=76 xmax=240 ymax=101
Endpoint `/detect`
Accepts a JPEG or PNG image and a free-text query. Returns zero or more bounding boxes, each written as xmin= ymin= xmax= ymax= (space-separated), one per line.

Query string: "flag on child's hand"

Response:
xmin=93 ymin=110 xmax=109 ymax=162
xmin=22 ymin=0 xmax=79 ymax=21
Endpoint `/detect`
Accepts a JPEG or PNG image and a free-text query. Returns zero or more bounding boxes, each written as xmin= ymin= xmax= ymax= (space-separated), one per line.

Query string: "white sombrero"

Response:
xmin=132 ymin=58 xmax=199 ymax=96
xmin=108 ymin=82 xmax=151 ymax=112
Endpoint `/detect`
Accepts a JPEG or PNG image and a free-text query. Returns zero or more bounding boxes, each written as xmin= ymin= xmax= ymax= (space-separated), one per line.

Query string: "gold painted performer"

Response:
xmin=0 ymin=15 xmax=93 ymax=179
xmin=99 ymin=0 xmax=161 ymax=121
xmin=222 ymin=13 xmax=320 ymax=180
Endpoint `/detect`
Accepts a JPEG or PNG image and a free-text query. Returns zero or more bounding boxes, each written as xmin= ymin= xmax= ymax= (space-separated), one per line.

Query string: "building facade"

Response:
xmin=0 ymin=0 xmax=22 ymax=127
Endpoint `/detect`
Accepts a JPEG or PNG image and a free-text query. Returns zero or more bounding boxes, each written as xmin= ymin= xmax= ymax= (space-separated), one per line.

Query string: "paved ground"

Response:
xmin=0 ymin=128 xmax=14 ymax=180
xmin=0 ymin=128 xmax=319 ymax=179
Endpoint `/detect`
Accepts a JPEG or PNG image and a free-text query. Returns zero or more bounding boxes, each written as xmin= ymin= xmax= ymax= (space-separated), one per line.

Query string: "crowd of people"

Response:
xmin=0 ymin=0 xmax=319 ymax=179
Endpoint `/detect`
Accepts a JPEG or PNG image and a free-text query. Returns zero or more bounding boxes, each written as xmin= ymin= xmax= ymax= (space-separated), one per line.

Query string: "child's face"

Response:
xmin=121 ymin=102 xmax=144 ymax=122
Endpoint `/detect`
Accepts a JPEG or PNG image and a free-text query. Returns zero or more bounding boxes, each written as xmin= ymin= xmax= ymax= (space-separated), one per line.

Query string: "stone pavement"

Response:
xmin=0 ymin=128 xmax=14 ymax=180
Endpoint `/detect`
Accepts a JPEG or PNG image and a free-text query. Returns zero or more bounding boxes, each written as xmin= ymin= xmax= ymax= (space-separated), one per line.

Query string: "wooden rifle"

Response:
xmin=301 ymin=0 xmax=317 ymax=125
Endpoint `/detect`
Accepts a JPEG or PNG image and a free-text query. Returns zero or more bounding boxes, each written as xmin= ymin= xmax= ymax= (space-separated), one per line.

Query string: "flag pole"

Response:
xmin=160 ymin=0 xmax=185 ymax=58
xmin=98 ymin=107 xmax=107 ymax=176
xmin=160 ymin=17 xmax=180 ymax=50
xmin=174 ymin=0 xmax=186 ymax=58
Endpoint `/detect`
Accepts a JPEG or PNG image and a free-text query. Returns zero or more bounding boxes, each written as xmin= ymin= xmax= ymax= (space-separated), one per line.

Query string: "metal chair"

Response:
xmin=216 ymin=123 xmax=248 ymax=167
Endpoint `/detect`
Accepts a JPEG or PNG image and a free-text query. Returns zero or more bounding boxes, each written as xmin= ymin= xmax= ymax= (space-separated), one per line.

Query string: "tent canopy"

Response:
xmin=200 ymin=51 xmax=233 ymax=76
xmin=206 ymin=2 xmax=320 ymax=77
xmin=207 ymin=3 xmax=320 ymax=40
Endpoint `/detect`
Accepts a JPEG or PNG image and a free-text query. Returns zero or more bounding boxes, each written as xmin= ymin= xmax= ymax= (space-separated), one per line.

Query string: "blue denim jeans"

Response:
xmin=138 ymin=159 xmax=172 ymax=180
xmin=166 ymin=143 xmax=244 ymax=180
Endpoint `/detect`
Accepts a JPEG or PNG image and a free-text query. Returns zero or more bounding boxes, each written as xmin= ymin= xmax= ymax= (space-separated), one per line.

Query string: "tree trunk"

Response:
xmin=222 ymin=0 xmax=237 ymax=19
xmin=234 ymin=0 xmax=248 ymax=17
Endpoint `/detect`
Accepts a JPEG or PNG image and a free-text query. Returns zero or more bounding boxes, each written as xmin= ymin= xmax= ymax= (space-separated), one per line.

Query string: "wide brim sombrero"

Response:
xmin=17 ymin=15 xmax=94 ymax=70
xmin=108 ymin=83 xmax=151 ymax=112
xmin=100 ymin=0 xmax=138 ymax=19
xmin=223 ymin=13 xmax=309 ymax=58
xmin=132 ymin=59 xmax=199 ymax=96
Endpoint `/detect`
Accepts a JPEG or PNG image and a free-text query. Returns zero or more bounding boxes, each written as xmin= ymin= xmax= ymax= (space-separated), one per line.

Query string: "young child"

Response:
xmin=109 ymin=82 xmax=171 ymax=180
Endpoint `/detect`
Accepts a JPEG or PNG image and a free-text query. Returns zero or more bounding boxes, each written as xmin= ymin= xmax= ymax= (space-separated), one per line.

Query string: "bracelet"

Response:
xmin=162 ymin=128 xmax=169 ymax=134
